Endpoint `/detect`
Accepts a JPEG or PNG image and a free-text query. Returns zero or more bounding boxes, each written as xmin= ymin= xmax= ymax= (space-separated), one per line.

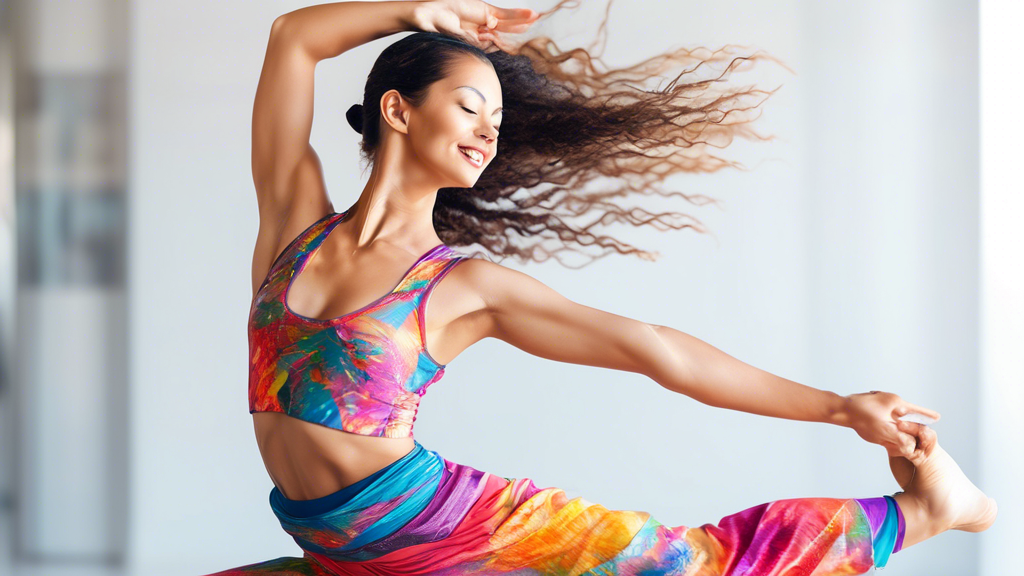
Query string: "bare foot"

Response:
xmin=892 ymin=421 xmax=998 ymax=534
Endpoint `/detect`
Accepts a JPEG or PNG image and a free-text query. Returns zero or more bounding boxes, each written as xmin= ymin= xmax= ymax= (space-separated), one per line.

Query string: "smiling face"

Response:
xmin=405 ymin=54 xmax=503 ymax=188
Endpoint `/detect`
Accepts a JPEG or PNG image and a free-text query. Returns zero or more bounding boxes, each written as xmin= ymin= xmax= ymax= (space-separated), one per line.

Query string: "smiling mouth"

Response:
xmin=458 ymin=146 xmax=484 ymax=168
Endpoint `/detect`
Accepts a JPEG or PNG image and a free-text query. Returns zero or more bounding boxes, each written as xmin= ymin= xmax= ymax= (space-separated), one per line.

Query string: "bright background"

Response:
xmin=0 ymin=1 xmax=1019 ymax=575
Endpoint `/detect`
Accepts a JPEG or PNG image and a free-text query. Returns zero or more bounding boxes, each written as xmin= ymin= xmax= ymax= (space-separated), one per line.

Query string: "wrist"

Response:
xmin=405 ymin=0 xmax=436 ymax=33
xmin=824 ymin=392 xmax=852 ymax=427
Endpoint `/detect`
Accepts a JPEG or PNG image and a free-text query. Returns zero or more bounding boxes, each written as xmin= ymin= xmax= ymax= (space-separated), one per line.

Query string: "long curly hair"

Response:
xmin=346 ymin=0 xmax=790 ymax=266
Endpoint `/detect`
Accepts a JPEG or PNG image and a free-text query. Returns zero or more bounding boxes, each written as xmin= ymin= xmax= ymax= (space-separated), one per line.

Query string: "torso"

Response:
xmin=249 ymin=209 xmax=470 ymax=501
xmin=252 ymin=412 xmax=416 ymax=500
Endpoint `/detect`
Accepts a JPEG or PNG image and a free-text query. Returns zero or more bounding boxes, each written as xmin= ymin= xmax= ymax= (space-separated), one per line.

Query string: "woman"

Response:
xmin=212 ymin=1 xmax=997 ymax=574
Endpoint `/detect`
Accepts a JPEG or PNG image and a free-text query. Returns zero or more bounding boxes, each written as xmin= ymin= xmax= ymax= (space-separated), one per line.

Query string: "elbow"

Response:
xmin=271 ymin=15 xmax=289 ymax=36
xmin=267 ymin=14 xmax=309 ymax=60
xmin=643 ymin=323 xmax=695 ymax=395
xmin=270 ymin=14 xmax=290 ymax=39
xmin=270 ymin=14 xmax=298 ymax=42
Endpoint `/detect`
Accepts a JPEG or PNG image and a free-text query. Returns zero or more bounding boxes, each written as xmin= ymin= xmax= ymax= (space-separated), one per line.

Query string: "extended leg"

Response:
xmin=585 ymin=423 xmax=997 ymax=575
xmin=583 ymin=494 xmax=903 ymax=575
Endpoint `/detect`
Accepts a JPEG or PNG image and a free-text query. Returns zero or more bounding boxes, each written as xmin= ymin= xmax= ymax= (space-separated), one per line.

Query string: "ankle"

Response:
xmin=893 ymin=491 xmax=945 ymax=548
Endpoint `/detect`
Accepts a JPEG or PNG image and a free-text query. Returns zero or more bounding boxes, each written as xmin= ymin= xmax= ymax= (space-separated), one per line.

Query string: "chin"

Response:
xmin=448 ymin=154 xmax=485 ymax=186
xmin=450 ymin=169 xmax=480 ymax=188
xmin=434 ymin=154 xmax=485 ymax=188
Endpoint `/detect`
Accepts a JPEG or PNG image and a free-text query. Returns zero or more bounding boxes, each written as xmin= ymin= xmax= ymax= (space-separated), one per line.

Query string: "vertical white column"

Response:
xmin=979 ymin=1 xmax=1024 ymax=575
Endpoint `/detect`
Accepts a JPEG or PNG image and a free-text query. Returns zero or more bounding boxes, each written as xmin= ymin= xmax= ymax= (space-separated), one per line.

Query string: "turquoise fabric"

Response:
xmin=872 ymin=495 xmax=901 ymax=568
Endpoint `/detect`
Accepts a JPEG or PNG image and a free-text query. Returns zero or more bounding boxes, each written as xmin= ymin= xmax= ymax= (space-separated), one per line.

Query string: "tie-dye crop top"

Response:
xmin=248 ymin=209 xmax=468 ymax=438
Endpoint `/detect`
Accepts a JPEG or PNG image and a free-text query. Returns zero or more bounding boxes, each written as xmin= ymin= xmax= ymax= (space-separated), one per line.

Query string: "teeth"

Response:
xmin=460 ymin=147 xmax=483 ymax=163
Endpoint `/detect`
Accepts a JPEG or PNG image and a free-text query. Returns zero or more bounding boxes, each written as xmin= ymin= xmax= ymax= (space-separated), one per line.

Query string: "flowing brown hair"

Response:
xmin=346 ymin=0 xmax=791 ymax=266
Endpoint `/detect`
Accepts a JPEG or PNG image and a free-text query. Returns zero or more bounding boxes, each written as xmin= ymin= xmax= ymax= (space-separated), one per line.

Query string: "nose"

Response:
xmin=478 ymin=126 xmax=497 ymax=143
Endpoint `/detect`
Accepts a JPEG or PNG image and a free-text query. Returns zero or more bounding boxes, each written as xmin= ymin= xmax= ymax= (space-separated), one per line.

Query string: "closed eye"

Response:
xmin=462 ymin=106 xmax=501 ymax=134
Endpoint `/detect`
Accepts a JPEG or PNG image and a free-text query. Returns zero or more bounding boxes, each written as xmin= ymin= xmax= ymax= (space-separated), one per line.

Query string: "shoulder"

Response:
xmin=440 ymin=252 xmax=567 ymax=317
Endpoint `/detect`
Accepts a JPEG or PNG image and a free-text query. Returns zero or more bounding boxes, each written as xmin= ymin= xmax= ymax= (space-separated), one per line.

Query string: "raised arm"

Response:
xmin=250 ymin=1 xmax=535 ymax=296
xmin=250 ymin=2 xmax=425 ymax=296
xmin=451 ymin=258 xmax=939 ymax=456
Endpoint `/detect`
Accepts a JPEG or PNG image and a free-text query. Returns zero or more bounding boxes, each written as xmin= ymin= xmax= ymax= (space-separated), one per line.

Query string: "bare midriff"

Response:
xmin=252 ymin=412 xmax=416 ymax=501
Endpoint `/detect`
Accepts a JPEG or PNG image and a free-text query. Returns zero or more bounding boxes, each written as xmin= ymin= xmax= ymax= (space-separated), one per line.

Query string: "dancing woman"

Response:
xmin=212 ymin=1 xmax=997 ymax=574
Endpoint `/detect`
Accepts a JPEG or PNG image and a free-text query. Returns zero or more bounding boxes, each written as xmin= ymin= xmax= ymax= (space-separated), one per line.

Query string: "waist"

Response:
xmin=270 ymin=441 xmax=427 ymax=517
xmin=268 ymin=439 xmax=449 ymax=559
xmin=253 ymin=411 xmax=418 ymax=500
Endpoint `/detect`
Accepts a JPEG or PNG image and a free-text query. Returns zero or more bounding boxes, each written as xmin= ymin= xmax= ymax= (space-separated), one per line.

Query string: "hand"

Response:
xmin=842 ymin=391 xmax=941 ymax=457
xmin=409 ymin=0 xmax=540 ymax=52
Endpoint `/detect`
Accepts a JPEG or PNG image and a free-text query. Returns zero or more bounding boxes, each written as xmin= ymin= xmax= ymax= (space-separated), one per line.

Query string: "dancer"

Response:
xmin=212 ymin=1 xmax=997 ymax=574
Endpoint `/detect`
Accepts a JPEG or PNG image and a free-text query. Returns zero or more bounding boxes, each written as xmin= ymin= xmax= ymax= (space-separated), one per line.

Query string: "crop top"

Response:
xmin=248 ymin=209 xmax=469 ymax=438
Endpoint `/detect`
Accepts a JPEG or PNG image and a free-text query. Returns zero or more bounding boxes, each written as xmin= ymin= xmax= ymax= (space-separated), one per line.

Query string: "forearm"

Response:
xmin=647 ymin=325 xmax=850 ymax=427
xmin=277 ymin=1 xmax=423 ymax=62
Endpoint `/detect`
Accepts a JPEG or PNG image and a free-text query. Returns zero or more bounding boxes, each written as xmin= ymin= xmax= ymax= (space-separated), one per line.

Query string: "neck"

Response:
xmin=341 ymin=149 xmax=443 ymax=252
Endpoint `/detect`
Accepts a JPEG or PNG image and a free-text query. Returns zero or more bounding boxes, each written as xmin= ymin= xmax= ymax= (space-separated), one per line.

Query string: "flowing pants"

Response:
xmin=208 ymin=441 xmax=906 ymax=576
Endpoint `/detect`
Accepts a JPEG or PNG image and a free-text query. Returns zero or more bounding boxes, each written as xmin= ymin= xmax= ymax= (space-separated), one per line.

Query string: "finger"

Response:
xmin=895 ymin=419 xmax=924 ymax=434
xmin=897 ymin=431 xmax=917 ymax=455
xmin=493 ymin=13 xmax=540 ymax=25
xmin=475 ymin=28 xmax=507 ymax=49
xmin=456 ymin=4 xmax=487 ymax=28
xmin=492 ymin=14 xmax=540 ymax=29
xmin=478 ymin=30 xmax=509 ymax=52
xmin=488 ymin=6 xmax=540 ymax=21
xmin=917 ymin=424 xmax=938 ymax=454
xmin=459 ymin=29 xmax=485 ymax=49
xmin=884 ymin=437 xmax=909 ymax=456
xmin=492 ymin=20 xmax=535 ymax=34
xmin=895 ymin=421 xmax=922 ymax=445
xmin=897 ymin=403 xmax=941 ymax=421
xmin=456 ymin=20 xmax=487 ymax=47
xmin=476 ymin=30 xmax=499 ymax=51
xmin=478 ymin=11 xmax=499 ymax=30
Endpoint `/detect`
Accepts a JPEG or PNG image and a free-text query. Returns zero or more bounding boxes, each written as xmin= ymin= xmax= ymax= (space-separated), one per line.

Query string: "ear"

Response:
xmin=380 ymin=89 xmax=411 ymax=135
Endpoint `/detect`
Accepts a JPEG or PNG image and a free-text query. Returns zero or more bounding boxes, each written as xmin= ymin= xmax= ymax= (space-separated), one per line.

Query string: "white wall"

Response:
xmin=979 ymin=1 xmax=1024 ymax=575
xmin=128 ymin=1 xmax=981 ymax=574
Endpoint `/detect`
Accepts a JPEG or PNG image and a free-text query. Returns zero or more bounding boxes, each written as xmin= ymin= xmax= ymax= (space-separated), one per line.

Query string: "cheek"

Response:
xmin=414 ymin=120 xmax=462 ymax=162
xmin=406 ymin=128 xmax=466 ymax=181
xmin=410 ymin=116 xmax=449 ymax=151
xmin=404 ymin=126 xmax=440 ymax=165
xmin=417 ymin=133 xmax=455 ymax=168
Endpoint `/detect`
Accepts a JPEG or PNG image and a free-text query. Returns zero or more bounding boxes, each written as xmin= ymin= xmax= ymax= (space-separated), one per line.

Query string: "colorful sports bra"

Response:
xmin=248 ymin=209 xmax=469 ymax=438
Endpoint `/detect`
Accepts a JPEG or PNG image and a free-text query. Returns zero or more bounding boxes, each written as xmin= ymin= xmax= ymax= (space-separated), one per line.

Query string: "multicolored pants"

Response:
xmin=208 ymin=441 xmax=906 ymax=575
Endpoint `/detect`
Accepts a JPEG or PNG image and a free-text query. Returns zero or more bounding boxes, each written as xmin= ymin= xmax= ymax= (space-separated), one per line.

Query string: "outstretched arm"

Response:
xmin=458 ymin=258 xmax=939 ymax=456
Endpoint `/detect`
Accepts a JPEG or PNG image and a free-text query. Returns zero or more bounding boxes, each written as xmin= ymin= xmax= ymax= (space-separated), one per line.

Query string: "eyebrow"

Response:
xmin=454 ymin=86 xmax=503 ymax=115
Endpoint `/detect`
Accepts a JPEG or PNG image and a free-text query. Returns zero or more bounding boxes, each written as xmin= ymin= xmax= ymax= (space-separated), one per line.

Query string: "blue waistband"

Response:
xmin=270 ymin=441 xmax=426 ymax=518
xmin=268 ymin=439 xmax=446 ymax=558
